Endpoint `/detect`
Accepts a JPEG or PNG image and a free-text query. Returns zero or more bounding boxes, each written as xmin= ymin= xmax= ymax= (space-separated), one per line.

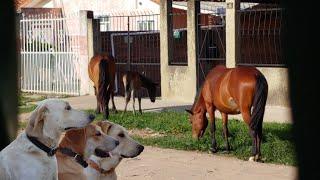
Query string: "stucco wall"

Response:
xmin=161 ymin=66 xmax=196 ymax=102
xmin=160 ymin=0 xmax=198 ymax=103
xmin=53 ymin=0 xmax=159 ymax=16
xmin=258 ymin=67 xmax=290 ymax=107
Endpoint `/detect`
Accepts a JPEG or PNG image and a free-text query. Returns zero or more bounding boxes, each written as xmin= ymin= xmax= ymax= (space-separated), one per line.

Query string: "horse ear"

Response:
xmin=185 ymin=109 xmax=193 ymax=115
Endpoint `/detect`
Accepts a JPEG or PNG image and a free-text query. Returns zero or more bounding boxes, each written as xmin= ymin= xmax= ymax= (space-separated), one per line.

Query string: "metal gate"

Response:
xmin=237 ymin=4 xmax=284 ymax=66
xmin=19 ymin=13 xmax=81 ymax=95
xmin=197 ymin=7 xmax=226 ymax=89
xmin=94 ymin=14 xmax=161 ymax=97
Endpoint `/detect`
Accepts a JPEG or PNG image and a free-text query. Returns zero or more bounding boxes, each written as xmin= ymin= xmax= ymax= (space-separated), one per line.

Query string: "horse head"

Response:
xmin=148 ymin=83 xmax=158 ymax=103
xmin=185 ymin=108 xmax=208 ymax=139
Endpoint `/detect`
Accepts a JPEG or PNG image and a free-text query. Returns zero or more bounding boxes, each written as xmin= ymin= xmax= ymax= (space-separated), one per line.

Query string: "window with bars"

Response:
xmin=137 ymin=20 xmax=154 ymax=31
xmin=237 ymin=4 xmax=284 ymax=67
xmin=100 ymin=17 xmax=110 ymax=32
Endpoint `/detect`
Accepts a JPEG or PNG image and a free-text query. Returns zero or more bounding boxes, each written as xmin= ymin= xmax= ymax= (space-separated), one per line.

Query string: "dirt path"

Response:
xmin=18 ymin=96 xmax=296 ymax=179
xmin=116 ymin=146 xmax=296 ymax=180
xmin=18 ymin=113 xmax=296 ymax=179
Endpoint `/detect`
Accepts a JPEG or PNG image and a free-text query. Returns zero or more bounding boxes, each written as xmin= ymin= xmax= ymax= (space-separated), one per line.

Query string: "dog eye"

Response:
xmin=65 ymin=106 xmax=71 ymax=110
xmin=96 ymin=132 xmax=101 ymax=136
xmin=118 ymin=133 xmax=125 ymax=138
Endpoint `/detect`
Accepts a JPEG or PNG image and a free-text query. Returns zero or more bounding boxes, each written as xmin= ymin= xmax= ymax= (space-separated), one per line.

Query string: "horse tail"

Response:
xmin=125 ymin=72 xmax=131 ymax=93
xmin=98 ymin=59 xmax=110 ymax=113
xmin=250 ymin=73 xmax=268 ymax=131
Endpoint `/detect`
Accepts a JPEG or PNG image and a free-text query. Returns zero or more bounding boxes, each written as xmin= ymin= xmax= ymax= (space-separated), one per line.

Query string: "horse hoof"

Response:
xmin=221 ymin=150 xmax=230 ymax=154
xmin=248 ymin=156 xmax=255 ymax=162
xmin=254 ymin=155 xmax=263 ymax=162
xmin=210 ymin=148 xmax=218 ymax=153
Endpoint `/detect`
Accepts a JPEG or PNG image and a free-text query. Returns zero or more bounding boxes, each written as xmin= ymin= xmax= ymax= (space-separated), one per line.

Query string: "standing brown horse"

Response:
xmin=122 ymin=71 xmax=158 ymax=115
xmin=88 ymin=54 xmax=117 ymax=118
xmin=186 ymin=65 xmax=268 ymax=161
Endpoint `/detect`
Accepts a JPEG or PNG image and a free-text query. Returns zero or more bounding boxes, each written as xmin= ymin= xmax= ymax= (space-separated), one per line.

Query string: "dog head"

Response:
xmin=97 ymin=121 xmax=144 ymax=158
xmin=26 ymin=99 xmax=95 ymax=141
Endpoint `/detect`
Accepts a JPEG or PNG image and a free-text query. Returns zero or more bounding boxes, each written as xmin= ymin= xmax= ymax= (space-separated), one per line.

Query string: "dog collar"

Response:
xmin=88 ymin=159 xmax=115 ymax=175
xmin=59 ymin=147 xmax=88 ymax=168
xmin=26 ymin=135 xmax=57 ymax=157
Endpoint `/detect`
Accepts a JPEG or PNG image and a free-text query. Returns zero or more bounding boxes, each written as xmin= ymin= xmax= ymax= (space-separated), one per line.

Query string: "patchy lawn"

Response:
xmin=18 ymin=93 xmax=72 ymax=114
xmin=92 ymin=110 xmax=296 ymax=166
xmin=18 ymin=93 xmax=46 ymax=113
xmin=18 ymin=109 xmax=295 ymax=166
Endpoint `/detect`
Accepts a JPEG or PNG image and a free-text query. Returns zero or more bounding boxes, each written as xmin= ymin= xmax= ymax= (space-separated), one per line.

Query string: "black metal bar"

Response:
xmin=237 ymin=63 xmax=287 ymax=67
xmin=127 ymin=16 xmax=130 ymax=71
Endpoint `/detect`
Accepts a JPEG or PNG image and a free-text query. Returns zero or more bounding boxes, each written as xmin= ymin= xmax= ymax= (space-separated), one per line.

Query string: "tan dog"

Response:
xmin=0 ymin=99 xmax=94 ymax=180
xmin=57 ymin=124 xmax=119 ymax=180
xmin=84 ymin=121 xmax=144 ymax=180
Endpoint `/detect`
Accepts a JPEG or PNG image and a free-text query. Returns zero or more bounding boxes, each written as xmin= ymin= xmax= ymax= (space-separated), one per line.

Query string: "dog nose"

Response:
xmin=115 ymin=140 xmax=119 ymax=146
xmin=138 ymin=145 xmax=144 ymax=152
xmin=88 ymin=114 xmax=95 ymax=121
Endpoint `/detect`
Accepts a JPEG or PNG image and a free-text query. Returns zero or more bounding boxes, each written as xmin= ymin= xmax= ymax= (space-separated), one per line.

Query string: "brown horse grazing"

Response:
xmin=122 ymin=71 xmax=158 ymax=115
xmin=186 ymin=65 xmax=268 ymax=162
xmin=88 ymin=54 xmax=117 ymax=118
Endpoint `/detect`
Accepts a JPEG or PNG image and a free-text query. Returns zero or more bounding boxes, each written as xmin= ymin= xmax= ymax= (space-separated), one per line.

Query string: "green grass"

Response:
xmin=18 ymin=93 xmax=73 ymax=114
xmin=18 ymin=93 xmax=46 ymax=106
xmin=17 ymin=109 xmax=295 ymax=165
xmin=84 ymin=110 xmax=296 ymax=166
xmin=18 ymin=93 xmax=46 ymax=114
xmin=18 ymin=104 xmax=37 ymax=114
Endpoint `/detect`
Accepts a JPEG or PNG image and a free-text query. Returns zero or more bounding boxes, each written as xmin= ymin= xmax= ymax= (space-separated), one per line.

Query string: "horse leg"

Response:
xmin=132 ymin=90 xmax=136 ymax=115
xmin=138 ymin=93 xmax=142 ymax=114
xmin=94 ymin=86 xmax=101 ymax=114
xmin=255 ymin=122 xmax=263 ymax=161
xmin=207 ymin=104 xmax=217 ymax=153
xmin=241 ymin=108 xmax=258 ymax=161
xmin=111 ymin=91 xmax=117 ymax=113
xmin=104 ymin=90 xmax=111 ymax=119
xmin=221 ymin=112 xmax=230 ymax=152
xmin=122 ymin=90 xmax=131 ymax=116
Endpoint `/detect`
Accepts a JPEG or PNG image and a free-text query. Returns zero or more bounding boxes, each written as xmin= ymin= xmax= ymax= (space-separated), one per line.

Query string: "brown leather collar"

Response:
xmin=27 ymin=134 xmax=57 ymax=157
xmin=59 ymin=147 xmax=88 ymax=168
xmin=88 ymin=159 xmax=115 ymax=175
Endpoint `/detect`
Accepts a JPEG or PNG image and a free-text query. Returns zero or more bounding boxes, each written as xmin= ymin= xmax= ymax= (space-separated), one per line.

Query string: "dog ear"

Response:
xmin=34 ymin=106 xmax=48 ymax=128
xmin=185 ymin=109 xmax=193 ymax=115
xmin=27 ymin=105 xmax=48 ymax=135
xmin=96 ymin=121 xmax=113 ymax=134
xmin=61 ymin=128 xmax=86 ymax=154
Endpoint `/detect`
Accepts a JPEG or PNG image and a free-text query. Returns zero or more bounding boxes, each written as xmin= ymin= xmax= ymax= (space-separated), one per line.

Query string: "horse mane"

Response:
xmin=191 ymin=85 xmax=205 ymax=112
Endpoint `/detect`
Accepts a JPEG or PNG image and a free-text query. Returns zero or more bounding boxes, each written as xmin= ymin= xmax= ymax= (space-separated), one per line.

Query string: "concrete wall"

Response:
xmin=258 ymin=67 xmax=290 ymax=107
xmin=160 ymin=0 xmax=198 ymax=103
xmin=79 ymin=11 xmax=94 ymax=96
xmin=161 ymin=66 xmax=196 ymax=102
xmin=53 ymin=0 xmax=159 ymax=16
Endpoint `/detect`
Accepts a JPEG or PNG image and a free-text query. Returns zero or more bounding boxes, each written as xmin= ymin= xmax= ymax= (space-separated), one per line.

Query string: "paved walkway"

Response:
xmin=62 ymin=95 xmax=292 ymax=123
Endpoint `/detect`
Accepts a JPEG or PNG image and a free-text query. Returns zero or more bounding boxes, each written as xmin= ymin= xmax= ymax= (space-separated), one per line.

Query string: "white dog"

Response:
xmin=85 ymin=121 xmax=144 ymax=180
xmin=0 ymin=99 xmax=95 ymax=180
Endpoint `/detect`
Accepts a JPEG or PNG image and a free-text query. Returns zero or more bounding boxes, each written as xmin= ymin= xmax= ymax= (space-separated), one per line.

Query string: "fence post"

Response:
xmin=16 ymin=13 xmax=22 ymax=90
xmin=79 ymin=10 xmax=95 ymax=95
xmin=160 ymin=0 xmax=172 ymax=99
xmin=187 ymin=0 xmax=199 ymax=93
xmin=225 ymin=0 xmax=240 ymax=68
